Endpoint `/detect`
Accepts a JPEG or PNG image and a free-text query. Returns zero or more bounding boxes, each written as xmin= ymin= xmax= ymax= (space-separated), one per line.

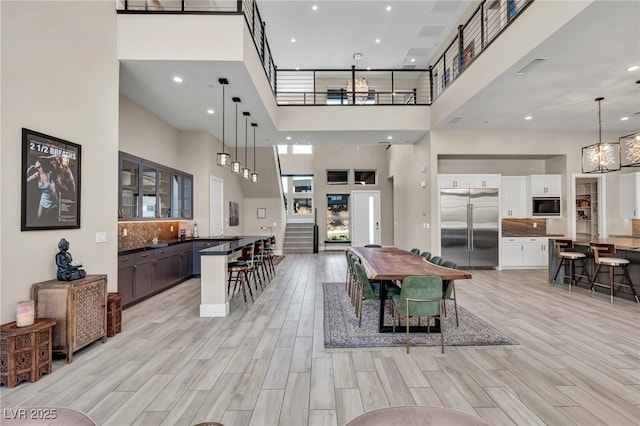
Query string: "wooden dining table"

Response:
xmin=348 ymin=247 xmax=472 ymax=333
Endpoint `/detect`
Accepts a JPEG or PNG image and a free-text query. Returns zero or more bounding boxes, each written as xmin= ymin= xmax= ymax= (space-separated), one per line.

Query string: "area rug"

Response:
xmin=323 ymin=282 xmax=518 ymax=349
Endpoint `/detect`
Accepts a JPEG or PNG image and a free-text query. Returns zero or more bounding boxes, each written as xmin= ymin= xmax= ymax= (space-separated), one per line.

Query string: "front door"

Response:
xmin=351 ymin=191 xmax=381 ymax=246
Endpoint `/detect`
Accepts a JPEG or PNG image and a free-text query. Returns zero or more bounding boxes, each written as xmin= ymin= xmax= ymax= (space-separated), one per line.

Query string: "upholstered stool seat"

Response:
xmin=588 ymin=243 xmax=639 ymax=304
xmin=552 ymin=240 xmax=590 ymax=291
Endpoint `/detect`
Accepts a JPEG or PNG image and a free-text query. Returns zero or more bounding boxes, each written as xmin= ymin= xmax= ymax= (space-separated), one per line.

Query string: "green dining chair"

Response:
xmin=392 ymin=275 xmax=445 ymax=353
xmin=410 ymin=248 xmax=420 ymax=255
xmin=440 ymin=260 xmax=459 ymax=327
xmin=420 ymin=251 xmax=432 ymax=261
xmin=353 ymin=262 xmax=399 ymax=327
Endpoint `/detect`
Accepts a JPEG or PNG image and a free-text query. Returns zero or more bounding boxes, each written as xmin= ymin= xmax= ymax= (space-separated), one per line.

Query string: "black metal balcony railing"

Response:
xmin=117 ymin=0 xmax=533 ymax=106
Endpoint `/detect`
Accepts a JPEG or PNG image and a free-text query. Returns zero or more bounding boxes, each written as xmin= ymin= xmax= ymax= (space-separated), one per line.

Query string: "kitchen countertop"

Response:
xmin=199 ymin=236 xmax=268 ymax=255
xmin=549 ymin=236 xmax=640 ymax=251
xmin=118 ymin=236 xmax=246 ymax=256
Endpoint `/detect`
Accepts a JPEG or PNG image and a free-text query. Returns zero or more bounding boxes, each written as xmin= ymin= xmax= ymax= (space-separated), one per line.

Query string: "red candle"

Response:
xmin=16 ymin=300 xmax=35 ymax=327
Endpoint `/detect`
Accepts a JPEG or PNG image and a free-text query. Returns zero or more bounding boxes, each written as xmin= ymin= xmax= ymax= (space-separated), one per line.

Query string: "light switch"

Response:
xmin=96 ymin=232 xmax=107 ymax=243
xmin=123 ymin=228 xmax=127 ymax=236
xmin=533 ymin=222 xmax=538 ymax=228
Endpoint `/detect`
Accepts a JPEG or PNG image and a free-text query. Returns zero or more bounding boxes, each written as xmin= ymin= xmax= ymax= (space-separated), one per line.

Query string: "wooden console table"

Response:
xmin=32 ymin=275 xmax=107 ymax=363
xmin=1 ymin=318 xmax=56 ymax=388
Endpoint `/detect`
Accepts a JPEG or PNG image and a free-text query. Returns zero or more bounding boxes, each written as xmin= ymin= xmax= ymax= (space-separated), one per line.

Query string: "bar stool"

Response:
xmin=263 ymin=237 xmax=276 ymax=277
xmin=227 ymin=252 xmax=254 ymax=309
xmin=588 ymin=243 xmax=639 ymax=304
xmin=237 ymin=244 xmax=262 ymax=293
xmin=552 ymin=239 xmax=591 ymax=291
xmin=253 ymin=240 xmax=270 ymax=283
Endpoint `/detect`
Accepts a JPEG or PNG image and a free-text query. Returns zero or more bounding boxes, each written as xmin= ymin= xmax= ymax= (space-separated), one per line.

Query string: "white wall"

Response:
xmin=1 ymin=1 xmax=119 ymax=324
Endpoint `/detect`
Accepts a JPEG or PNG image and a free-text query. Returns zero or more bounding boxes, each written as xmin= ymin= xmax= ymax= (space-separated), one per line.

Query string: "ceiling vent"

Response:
xmin=418 ymin=25 xmax=446 ymax=37
xmin=405 ymin=47 xmax=432 ymax=57
xmin=402 ymin=65 xmax=417 ymax=70
xmin=448 ymin=116 xmax=463 ymax=124
xmin=515 ymin=57 xmax=548 ymax=76
xmin=431 ymin=0 xmax=461 ymax=13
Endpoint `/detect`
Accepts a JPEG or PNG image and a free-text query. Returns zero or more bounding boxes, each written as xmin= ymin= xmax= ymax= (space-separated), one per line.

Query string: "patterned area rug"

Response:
xmin=323 ymin=282 xmax=518 ymax=349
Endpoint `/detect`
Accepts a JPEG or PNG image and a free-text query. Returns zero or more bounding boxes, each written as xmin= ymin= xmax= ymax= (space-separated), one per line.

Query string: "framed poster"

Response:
xmin=257 ymin=207 xmax=266 ymax=219
xmin=229 ymin=201 xmax=239 ymax=226
xmin=21 ymin=128 xmax=81 ymax=231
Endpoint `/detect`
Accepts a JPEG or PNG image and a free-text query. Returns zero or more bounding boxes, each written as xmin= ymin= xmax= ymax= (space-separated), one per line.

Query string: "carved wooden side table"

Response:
xmin=1 ymin=318 xmax=56 ymax=388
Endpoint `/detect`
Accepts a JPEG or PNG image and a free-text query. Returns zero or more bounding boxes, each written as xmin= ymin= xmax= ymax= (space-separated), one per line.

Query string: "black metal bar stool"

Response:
xmin=552 ymin=239 xmax=591 ymax=291
xmin=588 ymin=243 xmax=639 ymax=304
xmin=227 ymin=247 xmax=254 ymax=308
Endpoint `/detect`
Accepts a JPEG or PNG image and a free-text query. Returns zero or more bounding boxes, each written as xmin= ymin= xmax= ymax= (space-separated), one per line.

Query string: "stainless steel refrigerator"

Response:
xmin=440 ymin=188 xmax=499 ymax=269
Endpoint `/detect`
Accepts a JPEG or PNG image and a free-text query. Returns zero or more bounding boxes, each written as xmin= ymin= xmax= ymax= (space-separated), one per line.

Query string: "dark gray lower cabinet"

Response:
xmin=118 ymin=243 xmax=193 ymax=307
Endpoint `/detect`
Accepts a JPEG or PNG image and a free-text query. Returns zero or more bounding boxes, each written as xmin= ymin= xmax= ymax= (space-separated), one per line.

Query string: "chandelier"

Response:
xmin=346 ymin=52 xmax=369 ymax=104
xmin=620 ymin=131 xmax=640 ymax=167
xmin=581 ymin=97 xmax=621 ymax=173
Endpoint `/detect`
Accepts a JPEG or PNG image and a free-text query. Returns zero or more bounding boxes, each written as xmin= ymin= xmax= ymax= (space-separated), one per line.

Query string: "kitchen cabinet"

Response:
xmin=118 ymin=254 xmax=135 ymax=306
xmin=119 ymin=151 xmax=193 ymax=220
xmin=527 ymin=175 xmax=561 ymax=196
xmin=31 ymin=275 xmax=107 ymax=363
xmin=576 ymin=179 xmax=599 ymax=238
xmin=500 ymin=237 xmax=548 ymax=268
xmin=501 ymin=176 xmax=527 ymax=217
xmin=619 ymin=173 xmax=640 ymax=218
xmin=438 ymin=174 xmax=500 ymax=189
xmin=169 ymin=242 xmax=193 ymax=284
xmin=192 ymin=240 xmax=219 ymax=277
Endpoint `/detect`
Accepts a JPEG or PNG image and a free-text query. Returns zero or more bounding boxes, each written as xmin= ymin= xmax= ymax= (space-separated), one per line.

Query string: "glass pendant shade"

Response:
xmin=217 ymin=152 xmax=231 ymax=166
xmin=620 ymin=131 xmax=640 ymax=167
xmin=231 ymin=161 xmax=241 ymax=174
xmin=251 ymin=122 xmax=259 ymax=183
xmin=581 ymin=97 xmax=621 ymax=174
xmin=231 ymin=96 xmax=242 ymax=173
xmin=217 ymin=78 xmax=230 ymax=167
xmin=242 ymin=167 xmax=251 ymax=179
xmin=250 ymin=172 xmax=259 ymax=183
xmin=241 ymin=112 xmax=251 ymax=179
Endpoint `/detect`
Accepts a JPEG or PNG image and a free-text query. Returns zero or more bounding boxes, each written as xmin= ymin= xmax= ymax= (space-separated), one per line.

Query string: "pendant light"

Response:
xmin=241 ymin=112 xmax=251 ymax=179
xmin=230 ymin=97 xmax=242 ymax=173
xmin=216 ymin=78 xmax=231 ymax=166
xmin=581 ymin=97 xmax=621 ymax=174
xmin=620 ymin=131 xmax=640 ymax=167
xmin=250 ymin=123 xmax=259 ymax=183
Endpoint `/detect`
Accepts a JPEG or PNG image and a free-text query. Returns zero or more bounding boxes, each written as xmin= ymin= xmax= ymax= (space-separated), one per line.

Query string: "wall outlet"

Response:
xmin=123 ymin=228 xmax=127 ymax=236
xmin=533 ymin=222 xmax=537 ymax=228
xmin=96 ymin=232 xmax=107 ymax=243
xmin=170 ymin=225 xmax=174 ymax=232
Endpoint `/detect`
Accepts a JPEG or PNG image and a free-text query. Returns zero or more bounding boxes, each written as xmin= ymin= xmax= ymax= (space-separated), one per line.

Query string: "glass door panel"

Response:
xmin=120 ymin=159 xmax=139 ymax=219
xmin=158 ymin=170 xmax=171 ymax=218
xmin=182 ymin=176 xmax=193 ymax=219
xmin=142 ymin=166 xmax=157 ymax=218
xmin=171 ymin=174 xmax=182 ymax=219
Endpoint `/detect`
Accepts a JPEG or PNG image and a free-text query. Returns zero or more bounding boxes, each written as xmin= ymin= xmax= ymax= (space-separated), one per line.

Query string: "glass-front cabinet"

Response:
xmin=120 ymin=158 xmax=139 ymax=219
xmin=119 ymin=152 xmax=193 ymax=220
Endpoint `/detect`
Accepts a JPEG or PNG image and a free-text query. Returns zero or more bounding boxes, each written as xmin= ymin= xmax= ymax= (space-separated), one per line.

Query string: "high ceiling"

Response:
xmin=119 ymin=0 xmax=640 ymax=147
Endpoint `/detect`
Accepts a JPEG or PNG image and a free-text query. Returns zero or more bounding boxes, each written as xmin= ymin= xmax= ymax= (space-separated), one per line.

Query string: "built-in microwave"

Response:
xmin=532 ymin=197 xmax=561 ymax=216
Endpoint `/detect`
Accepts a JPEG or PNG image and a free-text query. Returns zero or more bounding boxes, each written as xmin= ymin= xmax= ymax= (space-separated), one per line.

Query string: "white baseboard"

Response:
xmin=199 ymin=302 xmax=229 ymax=317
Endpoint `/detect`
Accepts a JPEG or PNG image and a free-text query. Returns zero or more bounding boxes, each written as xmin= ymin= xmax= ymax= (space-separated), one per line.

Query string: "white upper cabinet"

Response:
xmin=501 ymin=176 xmax=527 ymax=217
xmin=619 ymin=173 xmax=640 ymax=218
xmin=527 ymin=175 xmax=561 ymax=196
xmin=438 ymin=174 xmax=500 ymax=189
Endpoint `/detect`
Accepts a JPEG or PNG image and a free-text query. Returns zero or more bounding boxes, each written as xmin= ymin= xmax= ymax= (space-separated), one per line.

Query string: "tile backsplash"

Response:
xmin=633 ymin=219 xmax=640 ymax=238
xmin=118 ymin=221 xmax=193 ymax=251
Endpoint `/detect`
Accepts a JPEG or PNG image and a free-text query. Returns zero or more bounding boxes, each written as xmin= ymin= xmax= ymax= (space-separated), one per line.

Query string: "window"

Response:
xmin=327 ymin=194 xmax=349 ymax=241
xmin=292 ymin=145 xmax=313 ymax=154
xmin=292 ymin=176 xmax=312 ymax=193
xmin=354 ymin=170 xmax=377 ymax=185
xmin=327 ymin=170 xmax=349 ymax=185
xmin=292 ymin=198 xmax=312 ymax=214
xmin=276 ymin=145 xmax=288 ymax=154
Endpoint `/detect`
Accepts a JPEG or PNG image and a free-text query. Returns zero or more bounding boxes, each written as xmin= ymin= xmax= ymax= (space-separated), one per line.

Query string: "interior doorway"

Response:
xmin=571 ymin=174 xmax=605 ymax=239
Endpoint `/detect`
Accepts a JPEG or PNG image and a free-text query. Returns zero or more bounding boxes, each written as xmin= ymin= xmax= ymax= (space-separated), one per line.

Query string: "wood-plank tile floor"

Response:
xmin=2 ymin=252 xmax=639 ymax=425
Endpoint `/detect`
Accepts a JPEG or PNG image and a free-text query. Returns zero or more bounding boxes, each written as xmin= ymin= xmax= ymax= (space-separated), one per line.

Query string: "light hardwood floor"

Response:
xmin=2 ymin=252 xmax=639 ymax=425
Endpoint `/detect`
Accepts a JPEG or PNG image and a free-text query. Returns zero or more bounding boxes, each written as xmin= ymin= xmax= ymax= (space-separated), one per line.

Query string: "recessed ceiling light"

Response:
xmin=375 ymin=38 xmax=381 ymax=43
xmin=620 ymin=116 xmax=630 ymax=121
xmin=525 ymin=116 xmax=533 ymax=120
xmin=207 ymin=109 xmax=215 ymax=115
xmin=173 ymin=76 xmax=183 ymax=83
xmin=312 ymin=4 xmax=317 ymax=11
xmin=387 ymin=136 xmax=393 ymax=140
xmin=410 ymin=58 xmax=415 ymax=63
xmin=386 ymin=5 xmax=392 ymax=11
xmin=286 ymin=136 xmax=292 ymax=140
xmin=290 ymin=38 xmax=296 ymax=43
xmin=627 ymin=65 xmax=640 ymax=72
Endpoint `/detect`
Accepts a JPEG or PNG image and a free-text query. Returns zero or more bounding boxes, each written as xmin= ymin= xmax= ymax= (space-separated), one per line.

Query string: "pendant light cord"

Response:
xmin=245 ymin=116 xmax=248 ymax=165
xmin=222 ymin=84 xmax=225 ymax=147
xmin=235 ymin=102 xmax=238 ymax=161
xmin=253 ymin=126 xmax=256 ymax=171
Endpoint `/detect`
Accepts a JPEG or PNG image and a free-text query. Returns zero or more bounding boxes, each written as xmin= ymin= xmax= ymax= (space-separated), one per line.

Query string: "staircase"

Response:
xmin=283 ymin=223 xmax=315 ymax=254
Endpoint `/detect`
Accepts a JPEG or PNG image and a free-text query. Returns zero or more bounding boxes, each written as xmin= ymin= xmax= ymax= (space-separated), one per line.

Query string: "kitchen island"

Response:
xmin=199 ymin=236 xmax=269 ymax=317
xmin=548 ymin=237 xmax=640 ymax=302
